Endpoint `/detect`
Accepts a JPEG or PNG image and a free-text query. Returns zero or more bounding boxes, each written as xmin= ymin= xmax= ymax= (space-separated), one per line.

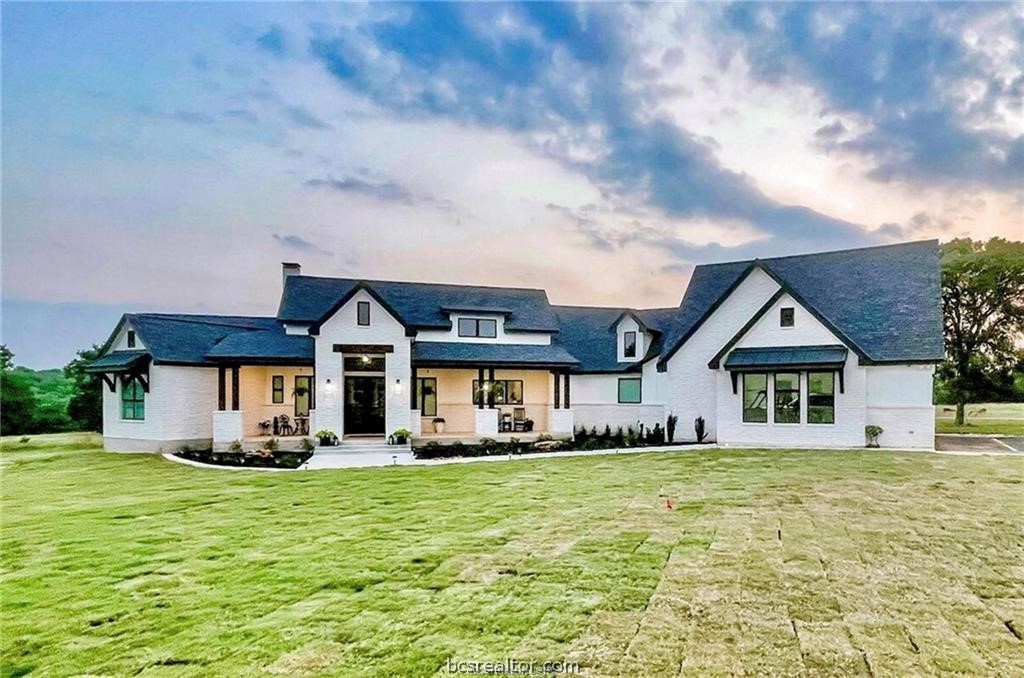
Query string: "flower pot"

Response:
xmin=433 ymin=421 xmax=445 ymax=433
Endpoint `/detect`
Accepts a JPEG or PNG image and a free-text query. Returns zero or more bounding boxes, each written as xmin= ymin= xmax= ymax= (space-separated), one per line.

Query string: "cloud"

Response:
xmin=814 ymin=120 xmax=847 ymax=141
xmin=272 ymin=233 xmax=330 ymax=255
xmin=173 ymin=110 xmax=215 ymax=126
xmin=303 ymin=176 xmax=414 ymax=204
xmin=876 ymin=212 xmax=956 ymax=240
xmin=224 ymin=108 xmax=258 ymax=123
xmin=256 ymin=25 xmax=287 ymax=56
xmin=285 ymin=105 xmax=332 ymax=130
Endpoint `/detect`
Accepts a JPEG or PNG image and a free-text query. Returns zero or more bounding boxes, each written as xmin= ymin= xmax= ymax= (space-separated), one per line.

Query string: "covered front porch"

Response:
xmin=409 ymin=342 xmax=578 ymax=441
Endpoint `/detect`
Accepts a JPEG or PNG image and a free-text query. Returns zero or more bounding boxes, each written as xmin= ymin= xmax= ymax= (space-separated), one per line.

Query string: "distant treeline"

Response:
xmin=1 ymin=345 xmax=102 ymax=436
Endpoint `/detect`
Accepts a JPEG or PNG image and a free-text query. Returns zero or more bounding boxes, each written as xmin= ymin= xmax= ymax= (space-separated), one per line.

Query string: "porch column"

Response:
xmin=410 ymin=365 xmax=418 ymax=409
xmin=477 ymin=368 xmax=485 ymax=409
xmin=563 ymin=370 xmax=571 ymax=409
xmin=553 ymin=370 xmax=561 ymax=409
xmin=487 ymin=367 xmax=496 ymax=408
xmin=218 ymin=366 xmax=226 ymax=411
xmin=231 ymin=365 xmax=240 ymax=411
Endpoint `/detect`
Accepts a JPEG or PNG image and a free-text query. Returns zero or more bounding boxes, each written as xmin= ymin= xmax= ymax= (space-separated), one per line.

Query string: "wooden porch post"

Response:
xmin=231 ymin=365 xmax=240 ymax=411
xmin=487 ymin=367 xmax=496 ymax=408
xmin=563 ymin=370 xmax=571 ymax=409
xmin=553 ymin=370 xmax=561 ymax=409
xmin=477 ymin=368 xmax=485 ymax=409
xmin=218 ymin=366 xmax=226 ymax=411
xmin=410 ymin=365 xmax=418 ymax=409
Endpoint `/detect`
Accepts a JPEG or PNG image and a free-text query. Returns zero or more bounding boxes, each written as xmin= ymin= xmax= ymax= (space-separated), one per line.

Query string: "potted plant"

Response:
xmin=432 ymin=417 xmax=446 ymax=433
xmin=694 ymin=416 xmax=707 ymax=443
xmin=316 ymin=429 xmax=338 ymax=446
xmin=865 ymin=425 xmax=883 ymax=448
xmin=392 ymin=427 xmax=412 ymax=445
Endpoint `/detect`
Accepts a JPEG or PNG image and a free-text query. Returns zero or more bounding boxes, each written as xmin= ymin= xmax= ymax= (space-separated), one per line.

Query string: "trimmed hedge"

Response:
xmin=175 ymin=448 xmax=312 ymax=469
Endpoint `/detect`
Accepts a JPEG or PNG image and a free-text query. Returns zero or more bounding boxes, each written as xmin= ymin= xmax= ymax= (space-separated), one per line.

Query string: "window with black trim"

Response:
xmin=742 ymin=373 xmax=768 ymax=423
xmin=344 ymin=356 xmax=386 ymax=372
xmin=357 ymin=301 xmax=370 ymax=326
xmin=126 ymin=330 xmax=136 ymax=348
xmin=458 ymin=317 xmax=497 ymax=338
xmin=808 ymin=371 xmax=835 ymax=424
xmin=774 ymin=372 xmax=801 ymax=423
xmin=271 ymin=375 xmax=284 ymax=403
xmin=472 ymin=379 xmax=523 ymax=405
xmin=416 ymin=377 xmax=437 ymax=416
xmin=780 ymin=307 xmax=794 ymax=327
xmin=121 ymin=379 xmax=145 ymax=420
xmin=617 ymin=377 xmax=641 ymax=403
xmin=623 ymin=331 xmax=637 ymax=358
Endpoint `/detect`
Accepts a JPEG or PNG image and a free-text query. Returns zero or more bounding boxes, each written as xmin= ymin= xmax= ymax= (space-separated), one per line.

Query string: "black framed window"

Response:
xmin=272 ymin=375 xmax=284 ymax=403
xmin=121 ymin=379 xmax=145 ymax=420
xmin=623 ymin=331 xmax=637 ymax=358
xmin=357 ymin=301 xmax=370 ymax=326
xmin=126 ymin=330 xmax=136 ymax=348
xmin=742 ymin=373 xmax=768 ymax=423
xmin=808 ymin=371 xmax=835 ymax=424
xmin=774 ymin=373 xmax=801 ymax=423
xmin=472 ymin=379 xmax=523 ymax=405
xmin=780 ymin=307 xmax=795 ymax=327
xmin=344 ymin=356 xmax=386 ymax=372
xmin=458 ymin=318 xmax=497 ymax=338
xmin=416 ymin=377 xmax=437 ymax=416
xmin=617 ymin=377 xmax=641 ymax=404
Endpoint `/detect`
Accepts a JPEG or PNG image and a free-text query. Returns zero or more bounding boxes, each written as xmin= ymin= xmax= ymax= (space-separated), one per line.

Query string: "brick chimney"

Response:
xmin=282 ymin=262 xmax=301 ymax=288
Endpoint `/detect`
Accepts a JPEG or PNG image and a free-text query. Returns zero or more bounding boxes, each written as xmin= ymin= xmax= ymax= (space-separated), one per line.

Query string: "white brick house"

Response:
xmin=88 ymin=240 xmax=943 ymax=452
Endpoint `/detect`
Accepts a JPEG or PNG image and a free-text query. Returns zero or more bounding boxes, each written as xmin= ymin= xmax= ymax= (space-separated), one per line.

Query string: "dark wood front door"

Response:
xmin=344 ymin=376 xmax=385 ymax=434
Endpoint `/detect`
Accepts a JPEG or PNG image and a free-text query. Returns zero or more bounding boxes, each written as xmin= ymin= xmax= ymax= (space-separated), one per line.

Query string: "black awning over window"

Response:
xmin=85 ymin=350 xmax=151 ymax=373
xmin=723 ymin=345 xmax=848 ymax=371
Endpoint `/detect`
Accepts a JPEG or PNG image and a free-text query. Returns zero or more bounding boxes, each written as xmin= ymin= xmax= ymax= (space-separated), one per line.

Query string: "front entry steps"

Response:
xmin=301 ymin=437 xmax=413 ymax=470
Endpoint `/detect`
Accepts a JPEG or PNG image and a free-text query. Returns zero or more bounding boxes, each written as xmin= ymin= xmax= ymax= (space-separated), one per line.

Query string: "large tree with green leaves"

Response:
xmin=65 ymin=345 xmax=104 ymax=432
xmin=1 ymin=345 xmax=39 ymax=435
xmin=940 ymin=238 xmax=1024 ymax=424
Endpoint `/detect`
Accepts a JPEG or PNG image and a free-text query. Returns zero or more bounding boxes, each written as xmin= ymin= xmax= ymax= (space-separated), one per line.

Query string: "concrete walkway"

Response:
xmin=935 ymin=434 xmax=1024 ymax=454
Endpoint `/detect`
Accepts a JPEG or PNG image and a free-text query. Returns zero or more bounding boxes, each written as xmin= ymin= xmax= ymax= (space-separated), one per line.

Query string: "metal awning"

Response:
xmin=723 ymin=345 xmax=848 ymax=371
xmin=85 ymin=350 xmax=151 ymax=373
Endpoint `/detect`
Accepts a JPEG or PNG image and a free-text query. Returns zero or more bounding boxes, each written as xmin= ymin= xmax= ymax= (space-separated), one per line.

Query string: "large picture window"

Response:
xmin=416 ymin=377 xmax=437 ymax=416
xmin=808 ymin=372 xmax=835 ymax=424
xmin=272 ymin=375 xmax=284 ymax=403
xmin=774 ymin=373 xmax=801 ymax=423
xmin=472 ymin=379 xmax=523 ymax=405
xmin=623 ymin=331 xmax=637 ymax=358
xmin=121 ymin=379 xmax=145 ymax=420
xmin=458 ymin=318 xmax=497 ymax=338
xmin=742 ymin=373 xmax=767 ymax=423
xmin=617 ymin=377 xmax=641 ymax=404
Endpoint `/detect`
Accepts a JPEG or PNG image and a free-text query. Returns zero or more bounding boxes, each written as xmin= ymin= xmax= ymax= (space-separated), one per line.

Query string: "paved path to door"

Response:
xmin=935 ymin=434 xmax=1024 ymax=454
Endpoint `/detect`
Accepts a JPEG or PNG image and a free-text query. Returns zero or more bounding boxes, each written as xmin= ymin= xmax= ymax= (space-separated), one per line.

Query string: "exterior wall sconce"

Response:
xmin=393 ymin=378 xmax=403 ymax=395
xmin=324 ymin=378 xmax=336 ymax=394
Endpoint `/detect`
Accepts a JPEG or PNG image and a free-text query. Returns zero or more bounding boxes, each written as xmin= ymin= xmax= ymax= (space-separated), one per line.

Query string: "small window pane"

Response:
xmin=343 ymin=356 xmax=386 ymax=372
xmin=774 ymin=373 xmax=801 ymax=423
xmin=417 ymin=378 xmax=437 ymax=416
xmin=780 ymin=307 xmax=795 ymax=327
xmin=357 ymin=301 xmax=370 ymax=326
xmin=742 ymin=373 xmax=767 ymax=423
xmin=127 ymin=330 xmax=136 ymax=348
xmin=808 ymin=372 xmax=835 ymax=424
xmin=272 ymin=375 xmax=284 ymax=404
xmin=121 ymin=379 xmax=145 ymax=420
xmin=618 ymin=378 xmax=641 ymax=403
xmin=458 ymin=318 xmax=477 ymax=337
xmin=478 ymin=319 xmax=497 ymax=338
xmin=506 ymin=380 xmax=523 ymax=405
xmin=624 ymin=331 xmax=637 ymax=358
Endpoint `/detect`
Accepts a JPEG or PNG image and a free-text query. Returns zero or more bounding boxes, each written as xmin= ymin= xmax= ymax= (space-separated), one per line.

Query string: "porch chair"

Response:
xmin=500 ymin=412 xmax=513 ymax=433
xmin=512 ymin=408 xmax=528 ymax=432
xmin=258 ymin=420 xmax=272 ymax=436
xmin=276 ymin=414 xmax=294 ymax=436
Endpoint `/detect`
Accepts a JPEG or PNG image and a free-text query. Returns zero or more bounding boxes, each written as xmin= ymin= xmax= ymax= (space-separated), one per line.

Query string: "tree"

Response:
xmin=0 ymin=345 xmax=39 ymax=435
xmin=940 ymin=238 xmax=1024 ymax=425
xmin=65 ymin=345 xmax=104 ymax=432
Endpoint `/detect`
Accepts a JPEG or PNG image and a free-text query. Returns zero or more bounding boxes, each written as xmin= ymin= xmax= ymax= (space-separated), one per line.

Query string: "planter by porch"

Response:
xmin=433 ymin=418 xmax=446 ymax=433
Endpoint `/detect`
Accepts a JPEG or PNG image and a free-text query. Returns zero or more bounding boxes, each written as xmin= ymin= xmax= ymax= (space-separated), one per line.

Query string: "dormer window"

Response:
xmin=458 ymin=318 xmax=497 ymax=338
xmin=780 ymin=307 xmax=794 ymax=328
xmin=623 ymin=331 xmax=637 ymax=358
xmin=357 ymin=301 xmax=370 ymax=326
xmin=126 ymin=330 xmax=136 ymax=348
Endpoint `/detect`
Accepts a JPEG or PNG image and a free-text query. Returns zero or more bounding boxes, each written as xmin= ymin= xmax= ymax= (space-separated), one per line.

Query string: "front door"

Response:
xmin=344 ymin=376 xmax=385 ymax=435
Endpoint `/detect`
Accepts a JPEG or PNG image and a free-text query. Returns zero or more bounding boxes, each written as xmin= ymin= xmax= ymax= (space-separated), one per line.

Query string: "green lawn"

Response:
xmin=936 ymin=402 xmax=1024 ymax=435
xmin=3 ymin=435 xmax=1023 ymax=676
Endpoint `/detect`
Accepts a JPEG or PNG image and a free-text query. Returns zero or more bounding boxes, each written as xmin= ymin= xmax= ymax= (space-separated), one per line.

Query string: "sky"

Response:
xmin=2 ymin=2 xmax=1022 ymax=368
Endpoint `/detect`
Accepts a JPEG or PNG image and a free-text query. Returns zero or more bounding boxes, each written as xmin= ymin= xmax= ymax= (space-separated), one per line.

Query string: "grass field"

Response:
xmin=2 ymin=434 xmax=1023 ymax=676
xmin=935 ymin=402 xmax=1024 ymax=435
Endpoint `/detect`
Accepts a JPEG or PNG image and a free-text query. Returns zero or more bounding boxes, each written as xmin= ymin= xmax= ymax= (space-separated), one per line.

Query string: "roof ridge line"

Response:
xmin=290 ymin=274 xmax=548 ymax=294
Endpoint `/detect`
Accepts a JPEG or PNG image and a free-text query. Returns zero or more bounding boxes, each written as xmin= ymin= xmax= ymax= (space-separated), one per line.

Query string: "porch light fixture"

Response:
xmin=393 ymin=378 xmax=403 ymax=395
xmin=324 ymin=378 xmax=336 ymax=394
xmin=361 ymin=355 xmax=371 ymax=364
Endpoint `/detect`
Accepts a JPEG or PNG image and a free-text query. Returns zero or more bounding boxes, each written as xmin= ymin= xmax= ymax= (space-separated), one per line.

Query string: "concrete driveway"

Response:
xmin=935 ymin=434 xmax=1024 ymax=454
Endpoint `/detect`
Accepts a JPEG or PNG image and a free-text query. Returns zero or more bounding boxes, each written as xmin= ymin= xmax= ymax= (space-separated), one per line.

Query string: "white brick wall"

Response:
xmin=865 ymin=365 xmax=936 ymax=448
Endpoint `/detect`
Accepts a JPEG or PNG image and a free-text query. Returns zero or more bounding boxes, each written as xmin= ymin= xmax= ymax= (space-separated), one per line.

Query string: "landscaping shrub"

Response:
xmin=174 ymin=447 xmax=312 ymax=469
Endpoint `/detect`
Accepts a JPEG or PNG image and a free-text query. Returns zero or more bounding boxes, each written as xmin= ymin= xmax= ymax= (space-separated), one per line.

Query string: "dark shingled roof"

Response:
xmin=206 ymin=330 xmax=314 ymax=363
xmin=658 ymin=240 xmax=943 ymax=368
xmin=551 ymin=306 xmax=675 ymax=373
xmin=411 ymin=341 xmax=578 ymax=366
xmin=278 ymin=277 xmax=560 ymax=332
xmin=723 ymin=345 xmax=849 ymax=370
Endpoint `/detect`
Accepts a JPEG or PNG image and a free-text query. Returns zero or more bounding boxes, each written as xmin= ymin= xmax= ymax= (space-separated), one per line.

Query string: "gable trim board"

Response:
xmin=89 ymin=240 xmax=943 ymax=451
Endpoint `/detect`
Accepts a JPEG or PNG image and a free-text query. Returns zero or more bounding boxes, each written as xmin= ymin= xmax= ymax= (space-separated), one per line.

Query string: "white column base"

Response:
xmin=213 ymin=410 xmax=244 ymax=443
xmin=475 ymin=408 xmax=499 ymax=436
xmin=548 ymin=408 xmax=575 ymax=435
